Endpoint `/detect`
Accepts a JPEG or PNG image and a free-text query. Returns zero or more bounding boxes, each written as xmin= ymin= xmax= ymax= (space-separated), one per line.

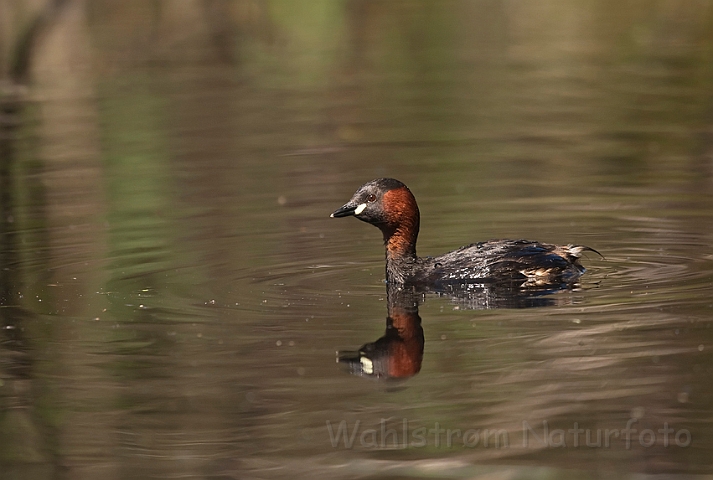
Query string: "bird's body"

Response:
xmin=331 ymin=178 xmax=595 ymax=286
xmin=386 ymin=238 xmax=590 ymax=286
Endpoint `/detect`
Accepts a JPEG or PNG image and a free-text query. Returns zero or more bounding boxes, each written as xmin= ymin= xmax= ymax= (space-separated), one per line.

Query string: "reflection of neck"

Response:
xmin=385 ymin=284 xmax=424 ymax=377
xmin=386 ymin=285 xmax=421 ymax=336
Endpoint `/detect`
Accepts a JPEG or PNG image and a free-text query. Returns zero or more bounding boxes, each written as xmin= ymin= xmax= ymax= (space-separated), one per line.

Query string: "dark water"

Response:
xmin=1 ymin=1 xmax=713 ymax=479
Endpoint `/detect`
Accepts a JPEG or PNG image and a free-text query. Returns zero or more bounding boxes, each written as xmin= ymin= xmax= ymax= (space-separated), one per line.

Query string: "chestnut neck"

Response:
xmin=375 ymin=185 xmax=421 ymax=283
xmin=383 ymin=223 xmax=418 ymax=260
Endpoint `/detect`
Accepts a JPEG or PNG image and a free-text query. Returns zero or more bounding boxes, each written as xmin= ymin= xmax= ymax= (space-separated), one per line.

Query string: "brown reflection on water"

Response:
xmin=339 ymin=284 xmax=425 ymax=380
xmin=1 ymin=1 xmax=713 ymax=479
xmin=338 ymin=280 xmax=591 ymax=381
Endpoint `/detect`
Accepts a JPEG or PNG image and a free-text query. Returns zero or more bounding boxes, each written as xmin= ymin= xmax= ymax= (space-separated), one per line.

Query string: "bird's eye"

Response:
xmin=366 ymin=194 xmax=376 ymax=203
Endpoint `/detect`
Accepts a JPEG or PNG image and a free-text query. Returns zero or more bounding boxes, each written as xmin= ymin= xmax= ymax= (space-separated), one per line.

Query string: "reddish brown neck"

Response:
xmin=384 ymin=226 xmax=418 ymax=259
xmin=381 ymin=187 xmax=420 ymax=261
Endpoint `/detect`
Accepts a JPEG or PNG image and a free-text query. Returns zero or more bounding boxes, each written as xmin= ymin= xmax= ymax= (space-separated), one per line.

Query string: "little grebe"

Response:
xmin=331 ymin=178 xmax=596 ymax=286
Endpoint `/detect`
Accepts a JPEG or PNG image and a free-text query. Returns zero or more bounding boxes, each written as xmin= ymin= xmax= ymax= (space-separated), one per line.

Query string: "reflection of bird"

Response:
xmin=336 ymin=278 xmax=580 ymax=381
xmin=430 ymin=281 xmax=581 ymax=309
xmin=332 ymin=178 xmax=598 ymax=286
xmin=338 ymin=285 xmax=423 ymax=380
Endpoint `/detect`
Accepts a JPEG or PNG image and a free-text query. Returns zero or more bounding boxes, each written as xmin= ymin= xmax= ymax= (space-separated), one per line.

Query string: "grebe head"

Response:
xmin=331 ymin=178 xmax=420 ymax=258
xmin=331 ymin=178 xmax=418 ymax=226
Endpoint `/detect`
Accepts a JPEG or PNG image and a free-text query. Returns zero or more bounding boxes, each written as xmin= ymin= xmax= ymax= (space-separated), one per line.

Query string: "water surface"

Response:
xmin=1 ymin=1 xmax=712 ymax=479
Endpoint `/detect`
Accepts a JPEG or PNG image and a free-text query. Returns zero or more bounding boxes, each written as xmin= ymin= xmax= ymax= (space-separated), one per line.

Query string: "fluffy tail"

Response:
xmin=565 ymin=244 xmax=604 ymax=260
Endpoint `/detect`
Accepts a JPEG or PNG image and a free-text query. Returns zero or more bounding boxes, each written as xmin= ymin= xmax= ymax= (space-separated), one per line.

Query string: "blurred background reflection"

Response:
xmin=1 ymin=1 xmax=712 ymax=479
